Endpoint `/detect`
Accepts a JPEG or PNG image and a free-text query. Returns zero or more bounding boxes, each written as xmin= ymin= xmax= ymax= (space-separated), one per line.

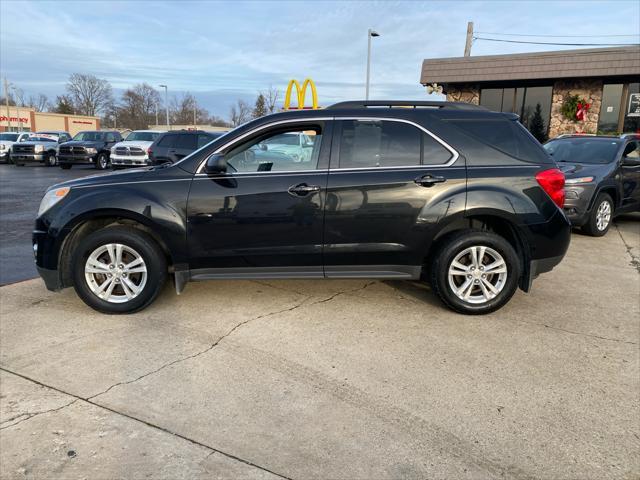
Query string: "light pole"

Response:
xmin=155 ymin=102 xmax=159 ymax=127
xmin=9 ymin=85 xmax=22 ymax=132
xmin=365 ymin=29 xmax=380 ymax=100
xmin=159 ymin=84 xmax=169 ymax=129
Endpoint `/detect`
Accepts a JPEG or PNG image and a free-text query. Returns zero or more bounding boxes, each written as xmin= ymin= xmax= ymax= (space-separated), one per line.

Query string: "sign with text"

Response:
xmin=628 ymin=93 xmax=640 ymax=117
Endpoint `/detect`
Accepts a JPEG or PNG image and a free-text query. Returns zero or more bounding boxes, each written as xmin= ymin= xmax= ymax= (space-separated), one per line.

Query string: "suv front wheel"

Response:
xmin=430 ymin=230 xmax=520 ymax=315
xmin=72 ymin=227 xmax=167 ymax=314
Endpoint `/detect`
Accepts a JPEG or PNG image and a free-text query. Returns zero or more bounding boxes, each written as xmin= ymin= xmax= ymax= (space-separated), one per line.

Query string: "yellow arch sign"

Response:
xmin=283 ymin=78 xmax=319 ymax=110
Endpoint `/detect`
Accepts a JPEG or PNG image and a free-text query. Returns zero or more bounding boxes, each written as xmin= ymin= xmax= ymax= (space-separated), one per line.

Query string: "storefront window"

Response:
xmin=598 ymin=84 xmax=623 ymax=134
xmin=623 ymin=82 xmax=640 ymax=133
xmin=480 ymin=86 xmax=552 ymax=141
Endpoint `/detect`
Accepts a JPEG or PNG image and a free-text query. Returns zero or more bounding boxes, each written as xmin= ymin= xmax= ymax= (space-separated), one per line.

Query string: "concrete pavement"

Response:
xmin=0 ymin=220 xmax=638 ymax=479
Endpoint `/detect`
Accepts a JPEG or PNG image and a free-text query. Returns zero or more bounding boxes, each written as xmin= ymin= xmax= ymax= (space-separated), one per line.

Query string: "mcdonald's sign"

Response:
xmin=283 ymin=78 xmax=319 ymax=110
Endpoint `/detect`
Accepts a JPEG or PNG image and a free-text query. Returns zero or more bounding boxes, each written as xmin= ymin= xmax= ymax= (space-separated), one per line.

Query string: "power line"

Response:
xmin=475 ymin=31 xmax=640 ymax=38
xmin=473 ymin=37 xmax=640 ymax=46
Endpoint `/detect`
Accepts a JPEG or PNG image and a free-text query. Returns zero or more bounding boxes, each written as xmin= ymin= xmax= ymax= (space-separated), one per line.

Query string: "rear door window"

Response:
xmin=197 ymin=134 xmax=214 ymax=148
xmin=175 ymin=134 xmax=197 ymax=150
xmin=337 ymin=120 xmax=452 ymax=168
xmin=157 ymin=134 xmax=177 ymax=148
xmin=450 ymin=119 xmax=551 ymax=163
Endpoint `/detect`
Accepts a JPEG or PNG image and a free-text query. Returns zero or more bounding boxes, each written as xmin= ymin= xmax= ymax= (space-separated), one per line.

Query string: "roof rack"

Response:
xmin=326 ymin=100 xmax=486 ymax=111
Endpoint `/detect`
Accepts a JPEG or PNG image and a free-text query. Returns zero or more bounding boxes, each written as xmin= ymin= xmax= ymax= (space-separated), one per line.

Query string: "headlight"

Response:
xmin=565 ymin=176 xmax=594 ymax=185
xmin=86 ymin=147 xmax=97 ymax=154
xmin=38 ymin=187 xmax=70 ymax=216
xmin=34 ymin=145 xmax=45 ymax=152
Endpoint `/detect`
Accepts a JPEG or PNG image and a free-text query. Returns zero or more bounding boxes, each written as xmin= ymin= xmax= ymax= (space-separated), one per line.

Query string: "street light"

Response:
xmin=159 ymin=84 xmax=170 ymax=129
xmin=365 ymin=29 xmax=380 ymax=100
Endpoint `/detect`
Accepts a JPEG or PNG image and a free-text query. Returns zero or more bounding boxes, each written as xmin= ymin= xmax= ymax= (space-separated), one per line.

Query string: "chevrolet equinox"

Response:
xmin=33 ymin=101 xmax=571 ymax=315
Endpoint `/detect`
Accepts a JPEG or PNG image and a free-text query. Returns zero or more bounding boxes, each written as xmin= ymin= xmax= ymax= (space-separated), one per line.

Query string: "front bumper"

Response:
xmin=33 ymin=228 xmax=63 ymax=290
xmin=58 ymin=154 xmax=97 ymax=165
xmin=562 ymin=184 xmax=596 ymax=226
xmin=110 ymin=155 xmax=151 ymax=167
xmin=11 ymin=153 xmax=45 ymax=163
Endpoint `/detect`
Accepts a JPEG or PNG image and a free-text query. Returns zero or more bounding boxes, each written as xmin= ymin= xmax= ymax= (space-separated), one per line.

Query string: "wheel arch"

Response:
xmin=426 ymin=211 xmax=531 ymax=290
xmin=57 ymin=210 xmax=174 ymax=289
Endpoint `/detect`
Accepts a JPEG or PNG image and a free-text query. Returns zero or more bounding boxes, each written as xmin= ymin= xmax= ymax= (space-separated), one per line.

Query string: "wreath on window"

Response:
xmin=561 ymin=94 xmax=591 ymax=121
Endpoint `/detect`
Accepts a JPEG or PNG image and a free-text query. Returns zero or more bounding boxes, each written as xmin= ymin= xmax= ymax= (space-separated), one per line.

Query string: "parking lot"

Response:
xmin=0 ymin=163 xmax=639 ymax=479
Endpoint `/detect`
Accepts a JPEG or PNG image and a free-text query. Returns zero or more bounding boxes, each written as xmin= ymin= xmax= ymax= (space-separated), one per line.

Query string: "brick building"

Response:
xmin=420 ymin=46 xmax=640 ymax=139
xmin=0 ymin=106 xmax=100 ymax=135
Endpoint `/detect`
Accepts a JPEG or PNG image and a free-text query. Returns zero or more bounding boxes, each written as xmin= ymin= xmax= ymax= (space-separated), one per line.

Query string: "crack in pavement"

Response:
xmin=88 ymin=281 xmax=376 ymax=401
xmin=615 ymin=223 xmax=640 ymax=274
xmin=0 ymin=367 xmax=293 ymax=480
xmin=515 ymin=319 xmax=638 ymax=345
xmin=0 ymin=399 xmax=78 ymax=430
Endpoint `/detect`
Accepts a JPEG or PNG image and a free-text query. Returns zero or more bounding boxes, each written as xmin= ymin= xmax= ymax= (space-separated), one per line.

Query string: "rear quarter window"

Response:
xmin=157 ymin=134 xmax=177 ymax=147
xmin=450 ymin=119 xmax=552 ymax=164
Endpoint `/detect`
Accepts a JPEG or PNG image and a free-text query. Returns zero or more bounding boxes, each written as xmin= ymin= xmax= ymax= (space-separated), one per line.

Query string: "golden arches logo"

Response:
xmin=283 ymin=78 xmax=318 ymax=110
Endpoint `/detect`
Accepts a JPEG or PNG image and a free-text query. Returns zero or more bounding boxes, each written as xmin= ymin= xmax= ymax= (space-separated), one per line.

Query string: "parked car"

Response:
xmin=543 ymin=133 xmax=640 ymax=236
xmin=57 ymin=130 xmax=122 ymax=170
xmin=260 ymin=131 xmax=316 ymax=163
xmin=110 ymin=130 xmax=165 ymax=169
xmin=11 ymin=131 xmax=71 ymax=167
xmin=148 ymin=130 xmax=225 ymax=165
xmin=0 ymin=132 xmax=31 ymax=163
xmin=33 ymin=100 xmax=571 ymax=315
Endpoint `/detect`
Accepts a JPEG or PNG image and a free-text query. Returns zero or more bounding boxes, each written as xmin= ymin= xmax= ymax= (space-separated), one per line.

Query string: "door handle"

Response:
xmin=288 ymin=183 xmax=320 ymax=196
xmin=414 ymin=174 xmax=446 ymax=187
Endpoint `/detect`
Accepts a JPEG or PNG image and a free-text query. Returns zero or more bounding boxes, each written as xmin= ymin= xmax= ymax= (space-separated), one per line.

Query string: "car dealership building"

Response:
xmin=0 ymin=106 xmax=100 ymax=135
xmin=420 ymin=46 xmax=640 ymax=139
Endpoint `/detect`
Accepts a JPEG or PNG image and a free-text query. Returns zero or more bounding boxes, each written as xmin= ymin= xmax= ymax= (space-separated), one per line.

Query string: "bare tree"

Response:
xmin=117 ymin=83 xmax=161 ymax=129
xmin=229 ymin=99 xmax=252 ymax=127
xmin=66 ymin=73 xmax=113 ymax=116
xmin=27 ymin=94 xmax=50 ymax=112
xmin=261 ymin=85 xmax=280 ymax=114
xmin=12 ymin=87 xmax=25 ymax=106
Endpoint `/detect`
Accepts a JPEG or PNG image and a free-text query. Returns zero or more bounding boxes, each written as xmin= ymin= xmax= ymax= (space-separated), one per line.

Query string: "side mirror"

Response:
xmin=622 ymin=156 xmax=640 ymax=167
xmin=205 ymin=153 xmax=227 ymax=174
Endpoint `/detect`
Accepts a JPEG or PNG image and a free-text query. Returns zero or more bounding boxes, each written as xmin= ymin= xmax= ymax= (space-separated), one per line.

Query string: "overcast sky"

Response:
xmin=1 ymin=0 xmax=638 ymax=120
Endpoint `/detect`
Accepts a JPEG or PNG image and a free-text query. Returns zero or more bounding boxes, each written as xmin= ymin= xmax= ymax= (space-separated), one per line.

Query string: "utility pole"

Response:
xmin=365 ymin=29 xmax=380 ymax=100
xmin=155 ymin=102 xmax=159 ymax=127
xmin=193 ymin=102 xmax=196 ymax=126
xmin=3 ymin=78 xmax=11 ymax=131
xmin=464 ymin=21 xmax=474 ymax=57
xmin=159 ymin=85 xmax=170 ymax=130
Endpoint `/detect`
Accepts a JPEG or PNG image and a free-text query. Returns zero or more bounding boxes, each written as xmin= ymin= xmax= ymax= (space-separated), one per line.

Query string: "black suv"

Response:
xmin=543 ymin=134 xmax=640 ymax=236
xmin=58 ymin=130 xmax=123 ymax=170
xmin=33 ymin=101 xmax=571 ymax=315
xmin=148 ymin=130 xmax=225 ymax=164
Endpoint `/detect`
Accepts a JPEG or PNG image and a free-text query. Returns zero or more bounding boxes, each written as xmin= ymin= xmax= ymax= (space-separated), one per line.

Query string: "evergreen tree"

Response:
xmin=529 ymin=103 xmax=547 ymax=143
xmin=253 ymin=94 xmax=267 ymax=118
xmin=53 ymin=95 xmax=75 ymax=114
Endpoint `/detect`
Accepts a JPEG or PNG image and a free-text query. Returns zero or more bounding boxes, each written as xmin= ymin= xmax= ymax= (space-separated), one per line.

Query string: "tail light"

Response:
xmin=536 ymin=168 xmax=565 ymax=208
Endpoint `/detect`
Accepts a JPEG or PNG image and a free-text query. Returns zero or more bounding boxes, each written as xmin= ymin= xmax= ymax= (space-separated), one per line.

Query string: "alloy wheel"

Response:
xmin=596 ymin=200 xmax=611 ymax=231
xmin=447 ymin=246 xmax=508 ymax=304
xmin=84 ymin=243 xmax=148 ymax=303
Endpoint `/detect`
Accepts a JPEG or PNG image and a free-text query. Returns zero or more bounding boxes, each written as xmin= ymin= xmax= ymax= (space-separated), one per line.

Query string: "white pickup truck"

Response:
xmin=0 ymin=132 xmax=31 ymax=163
xmin=110 ymin=130 xmax=165 ymax=168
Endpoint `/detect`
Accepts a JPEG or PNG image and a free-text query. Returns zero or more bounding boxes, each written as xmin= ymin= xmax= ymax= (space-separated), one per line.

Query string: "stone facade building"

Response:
xmin=420 ymin=47 xmax=640 ymax=140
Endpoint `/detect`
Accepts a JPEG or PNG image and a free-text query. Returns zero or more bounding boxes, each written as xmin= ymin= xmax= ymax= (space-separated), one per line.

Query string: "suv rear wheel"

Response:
xmin=71 ymin=227 xmax=167 ymax=314
xmin=430 ymin=230 xmax=520 ymax=315
xmin=582 ymin=193 xmax=613 ymax=237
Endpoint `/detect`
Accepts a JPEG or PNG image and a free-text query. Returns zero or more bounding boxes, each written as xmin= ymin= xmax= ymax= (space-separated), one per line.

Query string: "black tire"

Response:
xmin=430 ymin=230 xmax=521 ymax=315
xmin=15 ymin=162 xmax=25 ymax=167
xmin=71 ymin=226 xmax=167 ymax=314
xmin=60 ymin=164 xmax=72 ymax=170
xmin=46 ymin=152 xmax=57 ymax=167
xmin=95 ymin=153 xmax=109 ymax=170
xmin=582 ymin=193 xmax=613 ymax=237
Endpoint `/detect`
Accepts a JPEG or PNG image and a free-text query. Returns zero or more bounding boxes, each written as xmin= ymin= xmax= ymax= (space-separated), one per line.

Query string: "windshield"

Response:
xmin=0 ymin=133 xmax=19 ymax=141
xmin=125 ymin=131 xmax=161 ymax=142
xmin=25 ymin=136 xmax=56 ymax=142
xmin=544 ymin=138 xmax=622 ymax=164
xmin=73 ymin=132 xmax=104 ymax=141
xmin=263 ymin=134 xmax=299 ymax=146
